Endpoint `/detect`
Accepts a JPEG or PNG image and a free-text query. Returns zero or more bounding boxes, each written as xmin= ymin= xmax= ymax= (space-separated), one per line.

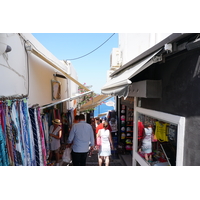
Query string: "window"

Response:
xmin=133 ymin=107 xmax=185 ymax=166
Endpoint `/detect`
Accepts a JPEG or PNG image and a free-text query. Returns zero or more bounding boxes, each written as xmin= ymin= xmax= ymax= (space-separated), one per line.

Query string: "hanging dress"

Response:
xmin=141 ymin=127 xmax=153 ymax=154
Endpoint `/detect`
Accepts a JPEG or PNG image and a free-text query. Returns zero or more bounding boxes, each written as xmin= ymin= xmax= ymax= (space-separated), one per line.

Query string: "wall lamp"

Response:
xmin=53 ymin=73 xmax=67 ymax=79
xmin=0 ymin=33 xmax=12 ymax=55
xmin=0 ymin=42 xmax=11 ymax=55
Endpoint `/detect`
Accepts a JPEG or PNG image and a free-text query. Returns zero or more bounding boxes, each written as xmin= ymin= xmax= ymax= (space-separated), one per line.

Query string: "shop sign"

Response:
xmin=105 ymin=101 xmax=115 ymax=107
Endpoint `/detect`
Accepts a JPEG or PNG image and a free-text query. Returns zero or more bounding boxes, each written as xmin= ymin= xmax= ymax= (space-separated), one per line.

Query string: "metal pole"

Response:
xmin=40 ymin=91 xmax=93 ymax=110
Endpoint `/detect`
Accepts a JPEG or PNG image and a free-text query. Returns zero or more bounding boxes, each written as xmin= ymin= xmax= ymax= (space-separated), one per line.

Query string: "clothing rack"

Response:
xmin=40 ymin=90 xmax=93 ymax=110
xmin=0 ymin=94 xmax=28 ymax=101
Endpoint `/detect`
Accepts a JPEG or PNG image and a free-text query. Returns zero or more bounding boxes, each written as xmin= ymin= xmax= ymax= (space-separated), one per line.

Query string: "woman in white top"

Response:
xmin=96 ymin=121 xmax=113 ymax=166
xmin=49 ymin=119 xmax=62 ymax=166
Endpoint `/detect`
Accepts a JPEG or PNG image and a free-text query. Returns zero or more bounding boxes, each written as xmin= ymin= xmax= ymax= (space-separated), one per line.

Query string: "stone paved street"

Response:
xmin=60 ymin=149 xmax=126 ymax=166
xmin=86 ymin=149 xmax=126 ymax=166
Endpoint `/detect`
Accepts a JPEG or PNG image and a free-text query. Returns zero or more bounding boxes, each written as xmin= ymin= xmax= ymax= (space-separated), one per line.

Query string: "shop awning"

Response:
xmin=79 ymin=94 xmax=111 ymax=112
xmin=24 ymin=38 xmax=90 ymax=92
xmin=101 ymin=49 xmax=162 ymax=97
xmin=40 ymin=91 xmax=93 ymax=109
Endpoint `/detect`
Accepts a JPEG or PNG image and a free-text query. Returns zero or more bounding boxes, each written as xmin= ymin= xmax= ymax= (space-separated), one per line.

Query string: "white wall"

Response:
xmin=61 ymin=60 xmax=79 ymax=110
xmin=118 ymin=33 xmax=171 ymax=65
xmin=0 ymin=33 xmax=79 ymax=109
xmin=0 ymin=33 xmax=28 ymax=96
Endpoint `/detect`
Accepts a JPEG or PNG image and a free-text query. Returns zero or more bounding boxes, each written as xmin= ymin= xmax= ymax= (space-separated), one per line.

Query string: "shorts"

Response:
xmin=51 ymin=148 xmax=60 ymax=153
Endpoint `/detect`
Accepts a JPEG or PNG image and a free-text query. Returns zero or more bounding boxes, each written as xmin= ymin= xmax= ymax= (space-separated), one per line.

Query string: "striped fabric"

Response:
xmin=37 ymin=107 xmax=47 ymax=166
xmin=29 ymin=108 xmax=40 ymax=166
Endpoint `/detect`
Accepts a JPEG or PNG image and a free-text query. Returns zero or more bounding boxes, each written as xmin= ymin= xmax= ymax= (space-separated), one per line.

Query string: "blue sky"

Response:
xmin=32 ymin=33 xmax=118 ymax=94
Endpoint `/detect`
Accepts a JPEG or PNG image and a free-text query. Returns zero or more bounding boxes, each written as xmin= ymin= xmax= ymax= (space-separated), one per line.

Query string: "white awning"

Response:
xmin=79 ymin=94 xmax=111 ymax=112
xmin=101 ymin=49 xmax=162 ymax=97
xmin=40 ymin=91 xmax=93 ymax=109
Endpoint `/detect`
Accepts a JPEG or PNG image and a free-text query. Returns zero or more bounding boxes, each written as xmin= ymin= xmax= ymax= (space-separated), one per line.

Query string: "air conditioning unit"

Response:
xmin=110 ymin=48 xmax=121 ymax=70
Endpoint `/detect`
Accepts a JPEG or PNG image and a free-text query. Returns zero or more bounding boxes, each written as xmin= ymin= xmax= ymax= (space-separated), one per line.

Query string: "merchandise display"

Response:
xmin=120 ymin=104 xmax=133 ymax=151
xmin=138 ymin=113 xmax=178 ymax=166
xmin=0 ymin=97 xmax=74 ymax=166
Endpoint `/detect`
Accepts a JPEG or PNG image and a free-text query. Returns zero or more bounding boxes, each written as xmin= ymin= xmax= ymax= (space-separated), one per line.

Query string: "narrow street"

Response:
xmin=86 ymin=149 xmax=126 ymax=166
xmin=60 ymin=149 xmax=128 ymax=166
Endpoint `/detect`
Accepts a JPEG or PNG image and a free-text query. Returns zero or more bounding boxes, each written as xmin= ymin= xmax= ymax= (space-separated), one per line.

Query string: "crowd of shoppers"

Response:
xmin=48 ymin=114 xmax=114 ymax=166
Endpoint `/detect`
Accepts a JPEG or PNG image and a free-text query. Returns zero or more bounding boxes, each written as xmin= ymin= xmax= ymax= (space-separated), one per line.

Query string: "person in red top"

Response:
xmin=138 ymin=119 xmax=144 ymax=151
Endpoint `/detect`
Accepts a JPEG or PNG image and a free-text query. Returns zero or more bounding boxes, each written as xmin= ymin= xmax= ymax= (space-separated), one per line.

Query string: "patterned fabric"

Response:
xmin=20 ymin=99 xmax=32 ymax=166
xmin=28 ymin=122 xmax=36 ymax=166
xmin=5 ymin=102 xmax=15 ymax=166
xmin=37 ymin=108 xmax=47 ymax=166
xmin=34 ymin=108 xmax=43 ymax=166
xmin=14 ymin=101 xmax=25 ymax=165
xmin=0 ymin=98 xmax=58 ymax=166
xmin=0 ymin=102 xmax=9 ymax=166
xmin=0 ymin=125 xmax=9 ymax=166
xmin=42 ymin=114 xmax=50 ymax=159
xmin=29 ymin=108 xmax=40 ymax=166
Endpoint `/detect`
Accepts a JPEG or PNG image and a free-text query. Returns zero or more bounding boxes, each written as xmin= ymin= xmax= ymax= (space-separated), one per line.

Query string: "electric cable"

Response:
xmin=65 ymin=33 xmax=116 ymax=60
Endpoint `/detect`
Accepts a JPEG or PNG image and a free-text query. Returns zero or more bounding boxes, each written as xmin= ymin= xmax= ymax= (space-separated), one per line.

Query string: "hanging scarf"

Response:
xmin=42 ymin=114 xmax=50 ymax=159
xmin=11 ymin=101 xmax=24 ymax=166
xmin=5 ymin=101 xmax=15 ymax=166
xmin=0 ymin=102 xmax=9 ymax=166
xmin=29 ymin=107 xmax=40 ymax=166
xmin=37 ymin=107 xmax=47 ymax=166
xmin=20 ymin=99 xmax=32 ymax=166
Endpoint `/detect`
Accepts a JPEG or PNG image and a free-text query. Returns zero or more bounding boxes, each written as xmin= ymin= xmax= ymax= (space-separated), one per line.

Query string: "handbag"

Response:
xmin=97 ymin=136 xmax=101 ymax=146
xmin=96 ymin=130 xmax=102 ymax=146
xmin=62 ymin=147 xmax=72 ymax=163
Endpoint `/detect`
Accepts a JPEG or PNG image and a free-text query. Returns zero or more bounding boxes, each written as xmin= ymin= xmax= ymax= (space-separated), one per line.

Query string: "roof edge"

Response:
xmin=111 ymin=33 xmax=192 ymax=77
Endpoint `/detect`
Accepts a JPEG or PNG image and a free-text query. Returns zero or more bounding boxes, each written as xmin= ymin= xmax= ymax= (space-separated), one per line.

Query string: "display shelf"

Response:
xmin=126 ymin=106 xmax=134 ymax=151
xmin=120 ymin=104 xmax=134 ymax=151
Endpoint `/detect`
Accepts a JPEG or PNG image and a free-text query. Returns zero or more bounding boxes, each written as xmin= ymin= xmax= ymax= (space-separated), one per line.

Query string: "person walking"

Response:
xmin=72 ymin=115 xmax=80 ymax=126
xmin=48 ymin=119 xmax=62 ymax=166
xmin=95 ymin=117 xmax=100 ymax=127
xmin=88 ymin=118 xmax=96 ymax=156
xmin=66 ymin=114 xmax=94 ymax=166
xmin=96 ymin=121 xmax=113 ymax=166
xmin=96 ymin=118 xmax=112 ymax=134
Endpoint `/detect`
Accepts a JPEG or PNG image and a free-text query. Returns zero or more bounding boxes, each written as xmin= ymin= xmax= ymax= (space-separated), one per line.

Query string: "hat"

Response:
xmin=52 ymin=119 xmax=62 ymax=125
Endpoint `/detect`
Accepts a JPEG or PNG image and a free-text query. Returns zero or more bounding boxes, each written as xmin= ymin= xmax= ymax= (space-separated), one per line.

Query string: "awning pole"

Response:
xmin=40 ymin=91 xmax=93 ymax=110
xmin=25 ymin=43 xmax=90 ymax=91
xmin=79 ymin=96 xmax=112 ymax=111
